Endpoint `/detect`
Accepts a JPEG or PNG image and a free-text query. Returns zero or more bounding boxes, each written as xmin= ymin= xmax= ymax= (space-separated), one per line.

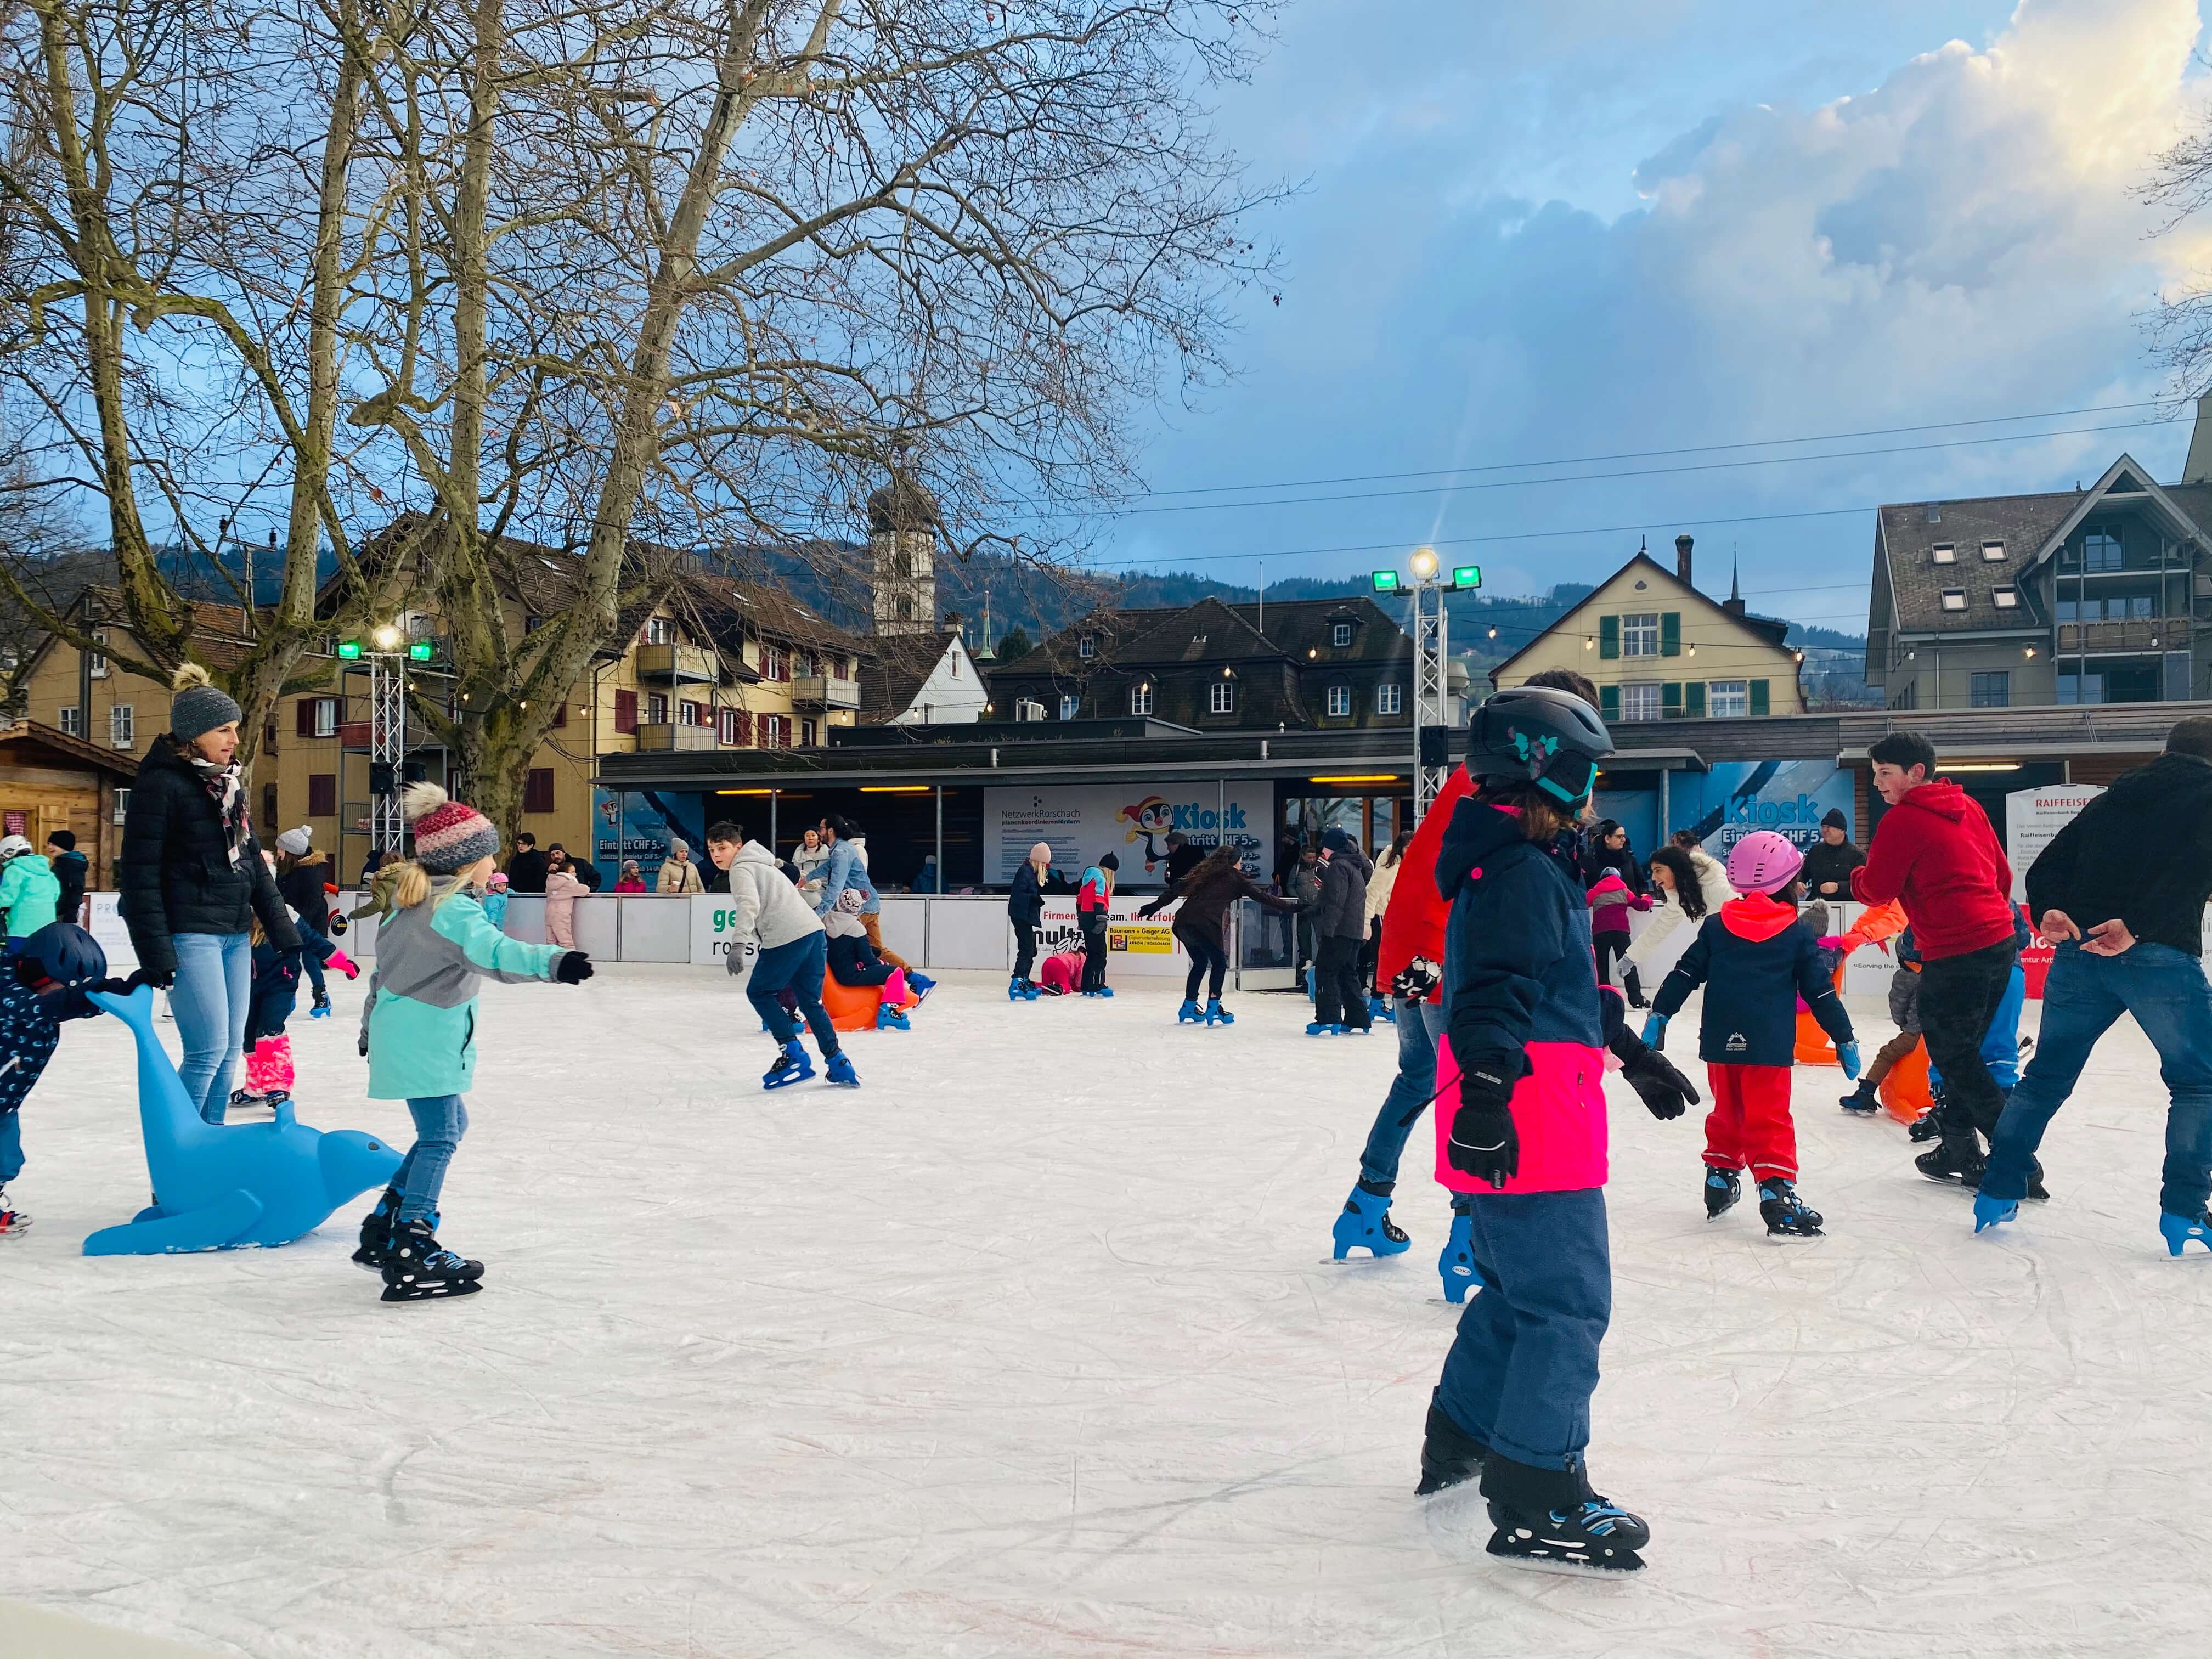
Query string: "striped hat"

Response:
xmin=401 ymin=782 xmax=500 ymax=873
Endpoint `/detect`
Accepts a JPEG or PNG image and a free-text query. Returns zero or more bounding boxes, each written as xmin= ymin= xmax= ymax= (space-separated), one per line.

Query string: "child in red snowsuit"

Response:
xmin=1645 ymin=830 xmax=1860 ymax=1239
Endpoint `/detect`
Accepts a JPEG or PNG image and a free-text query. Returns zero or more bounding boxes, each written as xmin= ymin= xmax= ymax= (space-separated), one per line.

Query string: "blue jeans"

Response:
xmin=172 ymin=932 xmax=251 ymax=1125
xmin=748 ymin=933 xmax=839 ymax=1054
xmin=394 ymin=1095 xmax=469 ymax=1224
xmin=1435 ymin=1188 xmax=1611 ymax=1472
xmin=0 ymin=1109 xmax=20 ymax=1184
xmin=1985 ymin=942 xmax=2212 ymax=1214
xmin=1358 ymin=999 xmax=1466 ymax=1203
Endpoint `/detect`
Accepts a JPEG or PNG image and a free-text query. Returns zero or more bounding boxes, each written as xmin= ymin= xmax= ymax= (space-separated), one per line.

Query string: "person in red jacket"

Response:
xmin=1850 ymin=730 xmax=2019 ymax=1186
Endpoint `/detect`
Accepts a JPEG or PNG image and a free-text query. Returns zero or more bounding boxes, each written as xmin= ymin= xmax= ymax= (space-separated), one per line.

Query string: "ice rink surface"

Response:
xmin=3 ymin=967 xmax=2209 ymax=1658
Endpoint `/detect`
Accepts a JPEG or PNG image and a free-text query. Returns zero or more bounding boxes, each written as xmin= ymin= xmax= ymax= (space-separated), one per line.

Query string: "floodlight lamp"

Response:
xmin=1450 ymin=565 xmax=1481 ymax=589
xmin=1371 ymin=570 xmax=1400 ymax=593
xmin=374 ymin=624 xmax=402 ymax=650
xmin=1409 ymin=546 xmax=1440 ymax=582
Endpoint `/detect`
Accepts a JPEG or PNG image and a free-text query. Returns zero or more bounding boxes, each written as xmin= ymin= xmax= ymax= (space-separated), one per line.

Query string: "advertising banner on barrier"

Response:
xmin=2003 ymin=786 xmax=2104 ymax=902
xmin=592 ymin=788 xmax=712 ymax=888
xmin=983 ymin=783 xmax=1272 ymax=887
xmin=1035 ymin=893 xmax=1188 ymax=976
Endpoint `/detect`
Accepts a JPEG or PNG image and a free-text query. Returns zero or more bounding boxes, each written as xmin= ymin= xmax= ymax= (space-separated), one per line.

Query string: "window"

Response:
xmin=802 ymin=719 xmax=819 ymax=746
xmin=112 ymin=786 xmax=129 ymax=825
xmin=296 ymin=697 xmax=338 ymax=738
xmin=109 ymin=705 xmax=134 ymax=749
xmin=2080 ymin=529 xmax=2123 ymax=572
xmin=523 ymin=614 xmax=544 ymax=634
xmin=551 ymin=701 xmax=567 ymax=729
xmin=1375 ymin=683 xmax=1402 ymax=715
xmin=760 ymin=644 xmax=787 ymax=681
xmin=1981 ymin=539 xmax=2007 ymax=562
xmin=679 ymin=699 xmax=707 ymax=726
xmin=1130 ymin=683 xmax=1153 ymax=715
xmin=760 ymin=714 xmax=789 ymax=748
xmin=1078 ymin=635 xmax=1097 ymax=659
xmin=1970 ymin=672 xmax=2010 ymax=709
xmin=1016 ymin=698 xmax=1046 ymax=721
xmin=1325 ymin=684 xmax=1352 ymax=717
xmin=2058 ymin=672 xmax=2106 ymax=706
xmin=1708 ymin=680 xmax=1748 ymax=719
xmin=2131 ymin=594 xmax=2156 ymax=620
xmin=793 ymin=651 xmax=814 ymax=678
xmin=646 ymin=692 xmax=669 ymax=725
xmin=613 ymin=689 xmax=639 ymax=734
xmin=949 ymin=654 xmax=960 ymax=679
xmin=1059 ymin=693 xmax=1080 ymax=720
xmin=719 ymin=708 xmax=748 ymax=746
xmin=1620 ymin=682 xmax=1662 ymax=722
xmin=523 ymin=769 xmax=555 ymax=814
xmin=58 ymin=706 xmax=80 ymax=737
xmin=645 ymin=617 xmax=673 ymax=645
xmin=1210 ymin=678 xmax=1236 ymax=715
xmin=1931 ymin=543 xmax=1957 ymax=565
xmin=261 ymin=782 xmax=277 ymax=832
xmin=308 ymin=773 xmax=336 ymax=815
xmin=1939 ymin=589 xmax=1968 ymax=612
xmin=88 ymin=631 xmax=109 ymax=677
xmin=1331 ymin=622 xmax=1353 ymax=647
xmin=1925 ymin=503 xmax=1942 ymax=525
xmin=1621 ymin=612 xmax=1660 ymax=657
xmin=1992 ymin=586 xmax=2019 ymax=610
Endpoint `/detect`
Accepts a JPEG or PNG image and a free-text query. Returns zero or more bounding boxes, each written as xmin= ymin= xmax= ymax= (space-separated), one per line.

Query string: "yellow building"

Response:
xmin=1487 ymin=537 xmax=1807 ymax=723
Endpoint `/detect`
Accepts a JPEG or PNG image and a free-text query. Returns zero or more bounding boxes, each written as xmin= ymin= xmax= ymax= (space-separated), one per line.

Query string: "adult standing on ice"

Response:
xmin=707 ymin=822 xmax=856 ymax=1090
xmin=1307 ymin=827 xmax=1372 ymax=1035
xmin=1136 ymin=843 xmax=1301 ymax=1025
xmin=1412 ymin=685 xmax=1695 ymax=1574
xmin=1006 ymin=841 xmax=1059 ymax=1000
xmin=1974 ymin=718 xmax=2212 ymax=1247
xmin=119 ymin=664 xmax=301 ymax=1125
xmin=1799 ymin=809 xmax=1865 ymax=903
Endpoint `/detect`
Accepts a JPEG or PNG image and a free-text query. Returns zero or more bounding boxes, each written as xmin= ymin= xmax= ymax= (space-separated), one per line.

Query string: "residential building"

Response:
xmin=857 ymin=628 xmax=989 ymax=725
xmin=1487 ymin=536 xmax=1807 ymax=722
xmin=1865 ymin=452 xmax=2212 ymax=710
xmin=0 ymin=718 xmax=140 ymax=889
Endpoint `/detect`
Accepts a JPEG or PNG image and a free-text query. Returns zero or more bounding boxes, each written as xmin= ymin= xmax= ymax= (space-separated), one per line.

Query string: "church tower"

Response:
xmin=868 ymin=467 xmax=940 ymax=636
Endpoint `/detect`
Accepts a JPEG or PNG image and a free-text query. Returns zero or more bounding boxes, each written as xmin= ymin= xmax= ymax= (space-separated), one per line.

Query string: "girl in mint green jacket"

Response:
xmin=355 ymin=786 xmax=594 ymax=1303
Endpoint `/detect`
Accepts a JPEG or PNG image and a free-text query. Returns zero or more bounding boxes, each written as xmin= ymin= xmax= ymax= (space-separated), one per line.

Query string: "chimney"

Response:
xmin=1674 ymin=533 xmax=1695 ymax=589
xmin=2187 ymin=391 xmax=2212 ymax=484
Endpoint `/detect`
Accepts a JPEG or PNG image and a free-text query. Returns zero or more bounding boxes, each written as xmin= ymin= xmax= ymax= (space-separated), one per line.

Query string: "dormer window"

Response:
xmin=1931 ymin=543 xmax=1956 ymax=565
xmin=1331 ymin=622 xmax=1353 ymax=647
xmin=1077 ymin=635 xmax=1096 ymax=659
xmin=1981 ymin=539 xmax=2007 ymax=562
xmin=646 ymin=616 xmax=673 ymax=645
xmin=1925 ymin=504 xmax=1942 ymax=526
xmin=1940 ymin=589 xmax=1968 ymax=612
xmin=1993 ymin=586 xmax=2019 ymax=609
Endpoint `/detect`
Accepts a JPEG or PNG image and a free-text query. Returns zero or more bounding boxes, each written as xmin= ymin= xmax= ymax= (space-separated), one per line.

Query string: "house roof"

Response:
xmin=680 ymin=571 xmax=870 ymax=660
xmin=1486 ymin=552 xmax=1792 ymax=681
xmin=990 ymin=592 xmax=1415 ymax=679
xmin=20 ymin=588 xmax=261 ymax=687
xmin=0 ymin=718 xmax=142 ymax=780
xmin=857 ymin=629 xmax=959 ymax=719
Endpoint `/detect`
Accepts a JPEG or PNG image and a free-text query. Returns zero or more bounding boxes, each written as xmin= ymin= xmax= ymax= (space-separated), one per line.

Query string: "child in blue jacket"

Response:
xmin=1646 ymin=830 xmax=1860 ymax=1239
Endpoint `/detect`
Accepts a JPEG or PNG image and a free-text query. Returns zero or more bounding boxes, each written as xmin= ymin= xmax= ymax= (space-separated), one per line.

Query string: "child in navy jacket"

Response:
xmin=1646 ymin=831 xmax=1860 ymax=1238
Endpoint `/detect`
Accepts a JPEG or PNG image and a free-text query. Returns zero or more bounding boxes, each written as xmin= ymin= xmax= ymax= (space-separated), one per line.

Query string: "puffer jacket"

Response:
xmin=360 ymin=880 xmax=566 ymax=1099
xmin=0 ymin=853 xmax=61 ymax=938
xmin=1137 ymin=853 xmax=1298 ymax=950
xmin=278 ymin=853 xmax=332 ymax=932
xmin=1652 ymin=893 xmax=1853 ymax=1066
xmin=1312 ymin=849 xmax=1370 ymax=941
xmin=119 ymin=739 xmax=297 ymax=977
xmin=1432 ymin=795 xmax=1609 ymax=1196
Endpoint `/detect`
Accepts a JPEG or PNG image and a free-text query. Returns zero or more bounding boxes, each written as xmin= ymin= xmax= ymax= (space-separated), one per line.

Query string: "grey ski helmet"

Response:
xmin=1465 ymin=685 xmax=1615 ymax=809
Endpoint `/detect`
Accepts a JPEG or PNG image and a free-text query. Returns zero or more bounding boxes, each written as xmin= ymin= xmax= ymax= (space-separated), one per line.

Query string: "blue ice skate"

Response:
xmin=763 ymin=1040 xmax=815 ymax=1090
xmin=876 ymin=1004 xmax=911 ymax=1031
xmin=2160 ymin=1209 xmax=2212 ymax=1256
xmin=1008 ymin=975 xmax=1038 ymax=1002
xmin=905 ymin=972 xmax=936 ymax=1003
xmin=81 ymin=985 xmax=400 ymax=1256
xmin=1368 ymin=994 xmax=1396 ymax=1025
xmin=1306 ymin=1020 xmax=1341 ymax=1037
xmin=1204 ymin=998 xmax=1233 ymax=1025
xmin=825 ymin=1051 xmax=860 ymax=1087
xmin=1440 ymin=1207 xmax=1482 ymax=1302
xmin=1331 ymin=1183 xmax=1410 ymax=1260
xmin=1973 ymin=1193 xmax=2019 ymax=1234
xmin=1177 ymin=998 xmax=1205 ymax=1024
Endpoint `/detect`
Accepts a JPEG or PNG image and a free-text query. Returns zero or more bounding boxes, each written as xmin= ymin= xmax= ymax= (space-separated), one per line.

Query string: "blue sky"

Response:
xmin=1048 ymin=0 xmax=2212 ymax=639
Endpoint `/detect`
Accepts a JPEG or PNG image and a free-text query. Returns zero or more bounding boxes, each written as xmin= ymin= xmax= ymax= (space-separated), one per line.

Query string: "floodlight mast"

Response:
xmin=1411 ymin=548 xmax=1450 ymax=819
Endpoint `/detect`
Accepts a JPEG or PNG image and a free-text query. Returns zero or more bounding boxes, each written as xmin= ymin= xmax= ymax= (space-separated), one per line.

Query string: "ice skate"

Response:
xmin=1838 ymin=1081 xmax=1880 ymax=1116
xmin=2160 ymin=1209 xmax=2212 ymax=1256
xmin=1414 ymin=1402 xmax=1488 ymax=1496
xmin=1703 ymin=1166 xmax=1741 ymax=1220
xmin=310 ymin=988 xmax=333 ymax=1019
xmin=1177 ymin=998 xmax=1205 ymax=1024
xmin=1485 ymin=1496 xmax=1649 ymax=1574
xmin=1305 ymin=1020 xmax=1341 ymax=1037
xmin=2025 ymin=1160 xmax=2050 ymax=1202
xmin=875 ymin=1004 xmax=911 ymax=1031
xmin=1916 ymin=1141 xmax=1984 ymax=1189
xmin=352 ymin=1187 xmax=400 ymax=1272
xmin=380 ymin=1220 xmax=483 ymax=1302
xmin=1973 ymin=1193 xmax=2018 ymax=1233
xmin=1438 ymin=1207 xmax=1481 ymax=1303
xmin=1008 ymin=975 xmax=1037 ymax=1002
xmin=1368 ymin=994 xmax=1397 ymax=1025
xmin=905 ymin=972 xmax=936 ymax=1002
xmin=1204 ymin=998 xmax=1234 ymax=1026
xmin=1758 ymin=1178 xmax=1824 ymax=1240
xmin=226 ymin=1087 xmax=268 ymax=1115
xmin=1330 ymin=1182 xmax=1410 ymax=1260
xmin=825 ymin=1051 xmax=860 ymax=1087
xmin=0 ymin=1186 xmax=30 ymax=1235
xmin=763 ymin=1041 xmax=815 ymax=1091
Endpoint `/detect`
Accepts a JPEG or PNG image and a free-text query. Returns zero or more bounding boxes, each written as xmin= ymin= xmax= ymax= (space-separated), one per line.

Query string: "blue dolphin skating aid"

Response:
xmin=1439 ymin=1208 xmax=1482 ymax=1302
xmin=2160 ymin=1211 xmax=2212 ymax=1256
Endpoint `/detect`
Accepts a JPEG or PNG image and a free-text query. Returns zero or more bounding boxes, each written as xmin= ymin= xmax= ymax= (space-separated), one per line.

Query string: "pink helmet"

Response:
xmin=1725 ymin=830 xmax=1804 ymax=896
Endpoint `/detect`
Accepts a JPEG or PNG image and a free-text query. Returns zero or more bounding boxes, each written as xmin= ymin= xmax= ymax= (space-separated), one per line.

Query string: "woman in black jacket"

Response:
xmin=119 ymin=665 xmax=300 ymax=1125
xmin=1137 ymin=843 xmax=1302 ymax=1024
xmin=1005 ymin=840 xmax=1066 ymax=1001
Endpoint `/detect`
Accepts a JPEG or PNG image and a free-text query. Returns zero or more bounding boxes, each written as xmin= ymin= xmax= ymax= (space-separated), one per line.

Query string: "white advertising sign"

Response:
xmin=2004 ymin=786 xmax=2104 ymax=901
xmin=983 ymin=782 xmax=1273 ymax=887
xmin=1032 ymin=893 xmax=1189 ymax=977
xmin=86 ymin=890 xmax=136 ymax=970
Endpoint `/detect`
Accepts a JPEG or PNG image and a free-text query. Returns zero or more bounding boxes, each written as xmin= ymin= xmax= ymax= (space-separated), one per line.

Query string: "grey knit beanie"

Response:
xmin=276 ymin=825 xmax=313 ymax=856
xmin=170 ymin=664 xmax=241 ymax=746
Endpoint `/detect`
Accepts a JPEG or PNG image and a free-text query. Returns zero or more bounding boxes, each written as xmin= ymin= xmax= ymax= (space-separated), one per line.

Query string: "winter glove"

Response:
xmin=137 ymin=965 xmax=175 ymax=991
xmin=1641 ymin=1013 xmax=1668 ymax=1050
xmin=1837 ymin=1040 xmax=1862 ymax=1081
xmin=1391 ymin=955 xmax=1441 ymax=1002
xmin=358 ymin=1035 xmax=369 ymax=1059
xmin=1621 ymin=1048 xmax=1700 ymax=1121
xmin=555 ymin=951 xmax=594 ymax=984
xmin=1446 ymin=1057 xmax=1523 ymax=1189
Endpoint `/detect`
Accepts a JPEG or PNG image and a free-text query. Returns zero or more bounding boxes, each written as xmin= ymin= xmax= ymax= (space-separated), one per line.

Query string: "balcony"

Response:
xmin=338 ymin=721 xmax=372 ymax=751
xmin=2054 ymin=618 xmax=2190 ymax=656
xmin=789 ymin=674 xmax=861 ymax=709
xmin=634 ymin=722 xmax=716 ymax=751
xmin=636 ymin=642 xmax=719 ymax=683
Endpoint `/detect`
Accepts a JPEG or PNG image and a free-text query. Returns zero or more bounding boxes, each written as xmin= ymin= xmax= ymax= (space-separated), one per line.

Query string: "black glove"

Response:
xmin=1621 ymin=1048 xmax=1700 ymax=1121
xmin=1446 ymin=1058 xmax=1523 ymax=1189
xmin=1390 ymin=955 xmax=1441 ymax=1001
xmin=359 ymin=1035 xmax=369 ymax=1058
xmin=136 ymin=966 xmax=174 ymax=990
xmin=555 ymin=951 xmax=594 ymax=984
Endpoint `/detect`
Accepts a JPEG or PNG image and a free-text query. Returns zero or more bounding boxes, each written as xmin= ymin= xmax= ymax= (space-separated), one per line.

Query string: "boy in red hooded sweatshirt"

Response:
xmin=1850 ymin=731 xmax=2019 ymax=1187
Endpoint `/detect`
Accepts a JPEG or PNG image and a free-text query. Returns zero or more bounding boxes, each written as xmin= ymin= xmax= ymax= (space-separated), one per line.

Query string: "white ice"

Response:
xmin=2 ymin=969 xmax=2207 ymax=1658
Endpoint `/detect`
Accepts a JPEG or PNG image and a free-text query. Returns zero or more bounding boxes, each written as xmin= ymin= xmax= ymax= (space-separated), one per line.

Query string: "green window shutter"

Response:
xmin=1599 ymin=616 xmax=1620 ymax=659
xmin=1661 ymin=612 xmax=1682 ymax=657
xmin=1662 ymin=682 xmax=1683 ymax=718
xmin=1685 ymin=682 xmax=1706 ymax=718
xmin=1599 ymin=684 xmax=1621 ymax=719
xmin=1750 ymin=679 xmax=1770 ymax=716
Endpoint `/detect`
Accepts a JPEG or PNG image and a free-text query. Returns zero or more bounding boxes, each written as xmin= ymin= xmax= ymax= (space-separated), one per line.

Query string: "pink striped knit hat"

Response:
xmin=401 ymin=782 xmax=501 ymax=873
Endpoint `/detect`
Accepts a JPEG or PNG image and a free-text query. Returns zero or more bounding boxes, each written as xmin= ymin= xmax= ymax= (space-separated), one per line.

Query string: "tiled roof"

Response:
xmin=857 ymin=630 xmax=957 ymax=719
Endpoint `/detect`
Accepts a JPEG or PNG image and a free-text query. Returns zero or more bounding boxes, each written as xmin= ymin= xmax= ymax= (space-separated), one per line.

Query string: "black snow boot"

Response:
xmin=1480 ymin=1454 xmax=1647 ymax=1573
xmin=381 ymin=1219 xmax=484 ymax=1302
xmin=1415 ymin=1398 xmax=1489 ymax=1497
